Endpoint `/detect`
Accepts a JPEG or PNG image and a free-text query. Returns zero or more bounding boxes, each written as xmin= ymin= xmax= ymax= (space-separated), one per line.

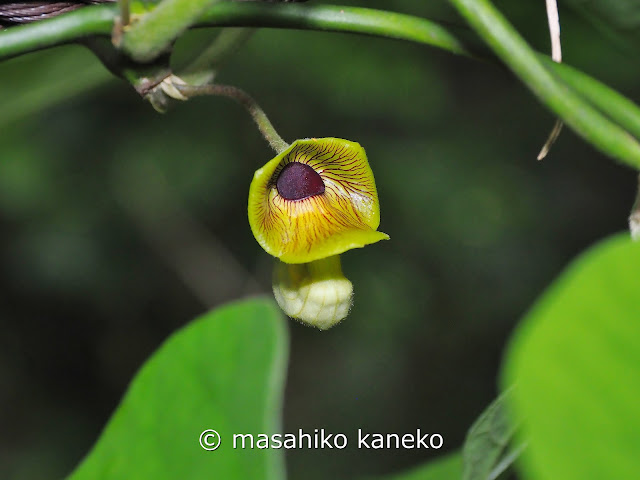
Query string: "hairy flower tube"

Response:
xmin=248 ymin=137 xmax=388 ymax=329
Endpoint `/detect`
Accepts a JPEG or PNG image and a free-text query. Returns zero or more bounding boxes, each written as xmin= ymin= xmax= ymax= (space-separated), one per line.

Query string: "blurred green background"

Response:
xmin=0 ymin=1 xmax=637 ymax=479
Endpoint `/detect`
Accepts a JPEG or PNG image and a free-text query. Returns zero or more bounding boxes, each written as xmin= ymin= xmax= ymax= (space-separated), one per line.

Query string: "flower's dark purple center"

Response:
xmin=276 ymin=162 xmax=325 ymax=201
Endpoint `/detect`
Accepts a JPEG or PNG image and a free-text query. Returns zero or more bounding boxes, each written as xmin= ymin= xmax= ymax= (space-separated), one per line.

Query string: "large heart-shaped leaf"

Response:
xmin=67 ymin=297 xmax=288 ymax=480
xmin=502 ymin=234 xmax=640 ymax=480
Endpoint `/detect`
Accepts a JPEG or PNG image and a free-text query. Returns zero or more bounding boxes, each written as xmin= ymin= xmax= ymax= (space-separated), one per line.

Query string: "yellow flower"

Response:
xmin=248 ymin=137 xmax=388 ymax=329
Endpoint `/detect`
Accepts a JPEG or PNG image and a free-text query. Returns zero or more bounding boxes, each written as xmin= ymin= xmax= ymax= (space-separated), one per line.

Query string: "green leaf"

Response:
xmin=371 ymin=453 xmax=462 ymax=480
xmin=462 ymin=390 xmax=522 ymax=480
xmin=67 ymin=297 xmax=288 ymax=480
xmin=448 ymin=0 xmax=640 ymax=170
xmin=502 ymin=234 xmax=640 ymax=480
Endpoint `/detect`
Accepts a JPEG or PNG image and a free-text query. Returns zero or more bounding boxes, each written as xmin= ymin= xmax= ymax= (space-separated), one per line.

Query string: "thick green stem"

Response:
xmin=176 ymin=83 xmax=289 ymax=153
xmin=196 ymin=3 xmax=472 ymax=57
xmin=0 ymin=4 xmax=115 ymax=59
xmin=0 ymin=3 xmax=470 ymax=61
xmin=2 ymin=2 xmax=640 ymax=168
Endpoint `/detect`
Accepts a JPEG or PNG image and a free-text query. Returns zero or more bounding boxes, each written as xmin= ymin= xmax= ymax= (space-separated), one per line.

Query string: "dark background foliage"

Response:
xmin=0 ymin=1 xmax=637 ymax=479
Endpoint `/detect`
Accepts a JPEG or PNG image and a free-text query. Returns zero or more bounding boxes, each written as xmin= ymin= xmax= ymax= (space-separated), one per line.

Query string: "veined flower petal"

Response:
xmin=248 ymin=137 xmax=389 ymax=264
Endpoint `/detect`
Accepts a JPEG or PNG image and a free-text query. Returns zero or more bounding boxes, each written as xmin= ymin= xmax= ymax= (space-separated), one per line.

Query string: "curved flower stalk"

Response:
xmin=249 ymin=137 xmax=389 ymax=329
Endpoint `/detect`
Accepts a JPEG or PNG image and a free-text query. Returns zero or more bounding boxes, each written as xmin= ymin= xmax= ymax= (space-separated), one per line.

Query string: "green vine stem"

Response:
xmin=176 ymin=83 xmax=289 ymax=154
xmin=2 ymin=2 xmax=640 ymax=168
xmin=0 ymin=3 xmax=470 ymax=61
